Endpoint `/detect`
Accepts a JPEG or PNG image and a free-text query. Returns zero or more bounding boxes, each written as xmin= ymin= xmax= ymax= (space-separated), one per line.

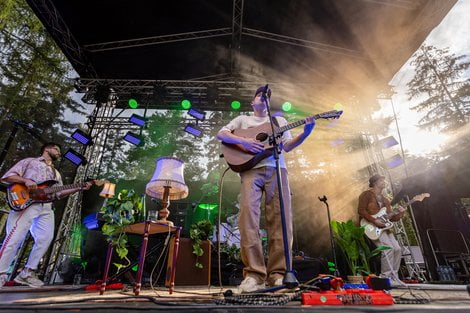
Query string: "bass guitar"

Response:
xmin=360 ymin=193 xmax=430 ymax=240
xmin=221 ymin=110 xmax=343 ymax=172
xmin=6 ymin=179 xmax=106 ymax=211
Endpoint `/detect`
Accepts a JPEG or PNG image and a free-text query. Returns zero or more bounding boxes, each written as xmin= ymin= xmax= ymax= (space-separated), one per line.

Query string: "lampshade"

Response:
xmin=146 ymin=157 xmax=188 ymax=200
xmin=99 ymin=182 xmax=116 ymax=198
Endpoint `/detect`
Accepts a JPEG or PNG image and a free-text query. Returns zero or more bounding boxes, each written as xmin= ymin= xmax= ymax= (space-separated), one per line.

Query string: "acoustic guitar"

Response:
xmin=221 ymin=110 xmax=343 ymax=172
xmin=6 ymin=179 xmax=106 ymax=211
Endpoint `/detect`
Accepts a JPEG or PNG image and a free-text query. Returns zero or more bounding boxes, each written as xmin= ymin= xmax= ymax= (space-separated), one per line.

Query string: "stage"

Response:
xmin=0 ymin=283 xmax=469 ymax=312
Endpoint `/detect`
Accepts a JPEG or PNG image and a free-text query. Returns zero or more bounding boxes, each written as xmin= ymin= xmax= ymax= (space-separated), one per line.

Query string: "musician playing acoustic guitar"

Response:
xmin=0 ymin=142 xmax=91 ymax=288
xmin=357 ymin=174 xmax=405 ymax=286
xmin=217 ymin=86 xmax=315 ymax=292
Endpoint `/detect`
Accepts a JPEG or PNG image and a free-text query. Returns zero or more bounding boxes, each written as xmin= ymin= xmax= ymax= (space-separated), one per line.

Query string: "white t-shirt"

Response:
xmin=219 ymin=114 xmax=293 ymax=169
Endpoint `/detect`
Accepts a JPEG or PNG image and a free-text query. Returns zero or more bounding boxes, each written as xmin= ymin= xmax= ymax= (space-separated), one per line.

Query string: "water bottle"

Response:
xmin=73 ymin=274 xmax=82 ymax=285
xmin=448 ymin=266 xmax=456 ymax=281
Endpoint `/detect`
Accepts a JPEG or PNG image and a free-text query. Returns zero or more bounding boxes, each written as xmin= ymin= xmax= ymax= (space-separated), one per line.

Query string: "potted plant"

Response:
xmin=330 ymin=220 xmax=390 ymax=283
xmin=100 ymin=189 xmax=143 ymax=272
xmin=189 ymin=220 xmax=213 ymax=268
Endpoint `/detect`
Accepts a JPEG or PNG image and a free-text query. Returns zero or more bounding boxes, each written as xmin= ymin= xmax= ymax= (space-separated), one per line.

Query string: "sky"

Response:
xmin=378 ymin=0 xmax=470 ymax=156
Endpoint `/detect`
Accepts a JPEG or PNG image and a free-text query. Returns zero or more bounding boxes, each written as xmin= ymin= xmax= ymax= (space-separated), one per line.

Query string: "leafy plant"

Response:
xmin=189 ymin=220 xmax=213 ymax=268
xmin=100 ymin=189 xmax=143 ymax=272
xmin=220 ymin=243 xmax=241 ymax=266
xmin=331 ymin=220 xmax=390 ymax=276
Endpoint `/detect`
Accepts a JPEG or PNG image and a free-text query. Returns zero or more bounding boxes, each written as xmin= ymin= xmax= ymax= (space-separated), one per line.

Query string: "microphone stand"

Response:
xmin=262 ymin=85 xmax=299 ymax=290
xmin=318 ymin=195 xmax=340 ymax=277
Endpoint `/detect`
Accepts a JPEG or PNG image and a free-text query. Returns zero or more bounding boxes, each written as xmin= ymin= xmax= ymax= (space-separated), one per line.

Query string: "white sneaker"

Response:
xmin=0 ymin=273 xmax=8 ymax=289
xmin=14 ymin=270 xmax=44 ymax=288
xmin=238 ymin=276 xmax=265 ymax=293
xmin=272 ymin=277 xmax=283 ymax=286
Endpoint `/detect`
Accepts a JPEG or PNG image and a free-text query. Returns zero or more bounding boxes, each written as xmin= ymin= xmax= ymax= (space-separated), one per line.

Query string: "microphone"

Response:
xmin=262 ymin=84 xmax=270 ymax=102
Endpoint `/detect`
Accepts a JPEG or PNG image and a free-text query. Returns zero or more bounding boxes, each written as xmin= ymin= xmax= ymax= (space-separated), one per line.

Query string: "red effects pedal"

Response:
xmin=302 ymin=289 xmax=394 ymax=305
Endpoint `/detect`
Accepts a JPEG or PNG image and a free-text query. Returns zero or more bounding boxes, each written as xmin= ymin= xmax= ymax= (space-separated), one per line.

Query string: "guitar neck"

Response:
xmin=383 ymin=198 xmax=417 ymax=219
xmin=277 ymin=114 xmax=321 ymax=133
xmin=44 ymin=182 xmax=87 ymax=194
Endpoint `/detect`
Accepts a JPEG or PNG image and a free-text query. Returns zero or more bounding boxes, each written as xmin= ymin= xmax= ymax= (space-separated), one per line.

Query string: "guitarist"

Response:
xmin=217 ymin=86 xmax=315 ymax=292
xmin=0 ymin=142 xmax=91 ymax=288
xmin=357 ymin=174 xmax=405 ymax=286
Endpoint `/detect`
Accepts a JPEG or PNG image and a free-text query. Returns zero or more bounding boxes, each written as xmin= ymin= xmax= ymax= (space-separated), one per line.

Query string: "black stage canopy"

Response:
xmin=26 ymin=0 xmax=457 ymax=110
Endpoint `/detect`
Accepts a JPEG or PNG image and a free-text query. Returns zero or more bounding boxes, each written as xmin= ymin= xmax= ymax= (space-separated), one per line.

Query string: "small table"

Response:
xmin=99 ymin=221 xmax=181 ymax=295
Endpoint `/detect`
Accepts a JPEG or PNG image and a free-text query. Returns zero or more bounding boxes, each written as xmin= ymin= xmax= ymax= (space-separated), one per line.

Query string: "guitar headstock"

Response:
xmin=317 ymin=110 xmax=343 ymax=120
xmin=412 ymin=193 xmax=430 ymax=202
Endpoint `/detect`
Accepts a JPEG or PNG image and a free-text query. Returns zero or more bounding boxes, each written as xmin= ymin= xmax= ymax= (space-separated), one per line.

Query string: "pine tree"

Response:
xmin=0 ymin=0 xmax=86 ymax=173
xmin=407 ymin=45 xmax=469 ymax=131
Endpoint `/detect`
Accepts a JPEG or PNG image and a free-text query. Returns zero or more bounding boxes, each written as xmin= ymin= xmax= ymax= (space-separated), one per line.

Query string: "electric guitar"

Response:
xmin=221 ymin=110 xmax=343 ymax=172
xmin=361 ymin=193 xmax=430 ymax=240
xmin=6 ymin=179 xmax=107 ymax=211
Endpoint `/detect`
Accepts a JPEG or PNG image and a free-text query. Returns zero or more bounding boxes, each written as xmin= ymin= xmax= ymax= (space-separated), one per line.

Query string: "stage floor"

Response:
xmin=0 ymin=283 xmax=469 ymax=312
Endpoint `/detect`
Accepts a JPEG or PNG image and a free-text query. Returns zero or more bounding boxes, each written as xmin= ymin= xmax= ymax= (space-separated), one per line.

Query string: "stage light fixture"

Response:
xmin=123 ymin=131 xmax=144 ymax=146
xmin=64 ymin=148 xmax=87 ymax=166
xmin=181 ymin=99 xmax=191 ymax=110
xmin=378 ymin=136 xmax=399 ymax=149
xmin=188 ymin=108 xmax=206 ymax=121
xmin=231 ymin=100 xmax=241 ymax=110
xmin=385 ymin=154 xmax=404 ymax=169
xmin=129 ymin=114 xmax=147 ymax=127
xmin=71 ymin=129 xmax=93 ymax=145
xmin=128 ymin=98 xmax=139 ymax=109
xmin=184 ymin=123 xmax=203 ymax=137
xmin=282 ymin=102 xmax=292 ymax=112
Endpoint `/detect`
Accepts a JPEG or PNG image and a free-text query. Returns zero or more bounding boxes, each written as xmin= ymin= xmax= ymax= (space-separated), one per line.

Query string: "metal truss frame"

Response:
xmin=84 ymin=28 xmax=232 ymax=52
xmin=77 ymin=0 xmax=365 ymax=62
xmin=26 ymin=0 xmax=97 ymax=78
xmin=393 ymin=215 xmax=428 ymax=281
xmin=242 ymin=28 xmax=367 ymax=60
xmin=361 ymin=132 xmax=428 ymax=281
xmin=75 ymin=78 xmax=340 ymax=111
xmin=43 ymin=103 xmax=115 ymax=283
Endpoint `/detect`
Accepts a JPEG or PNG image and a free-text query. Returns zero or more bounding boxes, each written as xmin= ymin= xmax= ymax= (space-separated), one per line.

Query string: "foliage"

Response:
xmin=331 ymin=220 xmax=390 ymax=276
xmin=220 ymin=243 xmax=241 ymax=265
xmin=407 ymin=45 xmax=470 ymax=132
xmin=0 ymin=0 xmax=86 ymax=182
xmin=189 ymin=220 xmax=213 ymax=268
xmin=100 ymin=189 xmax=143 ymax=271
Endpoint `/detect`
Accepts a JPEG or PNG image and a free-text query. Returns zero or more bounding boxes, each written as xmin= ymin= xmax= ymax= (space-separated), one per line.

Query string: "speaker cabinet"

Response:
xmin=166 ymin=237 xmax=211 ymax=286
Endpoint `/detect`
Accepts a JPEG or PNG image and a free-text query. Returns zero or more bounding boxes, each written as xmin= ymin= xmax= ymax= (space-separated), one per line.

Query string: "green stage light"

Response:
xmin=282 ymin=102 xmax=292 ymax=112
xmin=128 ymin=98 xmax=139 ymax=109
xmin=231 ymin=100 xmax=241 ymax=110
xmin=181 ymin=99 xmax=191 ymax=109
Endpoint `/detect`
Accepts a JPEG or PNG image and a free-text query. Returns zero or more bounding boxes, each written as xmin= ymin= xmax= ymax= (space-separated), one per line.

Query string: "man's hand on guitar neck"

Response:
xmin=56 ymin=181 xmax=92 ymax=200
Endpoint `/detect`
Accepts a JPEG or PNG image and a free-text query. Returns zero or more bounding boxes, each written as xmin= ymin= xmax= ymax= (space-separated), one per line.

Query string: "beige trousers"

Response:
xmin=373 ymin=230 xmax=402 ymax=280
xmin=239 ymin=166 xmax=292 ymax=285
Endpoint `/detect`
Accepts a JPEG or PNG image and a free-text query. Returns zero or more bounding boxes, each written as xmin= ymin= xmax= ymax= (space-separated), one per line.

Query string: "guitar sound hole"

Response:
xmin=256 ymin=133 xmax=268 ymax=142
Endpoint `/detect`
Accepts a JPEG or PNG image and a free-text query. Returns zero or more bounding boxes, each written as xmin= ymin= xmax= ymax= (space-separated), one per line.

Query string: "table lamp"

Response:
xmin=145 ymin=157 xmax=188 ymax=225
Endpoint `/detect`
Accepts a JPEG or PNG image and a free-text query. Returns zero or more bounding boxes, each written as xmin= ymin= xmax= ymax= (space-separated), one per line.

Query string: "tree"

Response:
xmin=0 ymin=0 xmax=87 ymax=178
xmin=407 ymin=45 xmax=470 ymax=132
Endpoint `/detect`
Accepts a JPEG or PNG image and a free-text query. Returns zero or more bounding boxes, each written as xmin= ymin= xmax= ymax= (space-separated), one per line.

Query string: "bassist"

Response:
xmin=357 ymin=174 xmax=405 ymax=286
xmin=0 ymin=142 xmax=91 ymax=288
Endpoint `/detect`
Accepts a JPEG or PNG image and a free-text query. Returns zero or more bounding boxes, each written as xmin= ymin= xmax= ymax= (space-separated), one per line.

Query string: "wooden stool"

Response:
xmin=99 ymin=221 xmax=181 ymax=295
